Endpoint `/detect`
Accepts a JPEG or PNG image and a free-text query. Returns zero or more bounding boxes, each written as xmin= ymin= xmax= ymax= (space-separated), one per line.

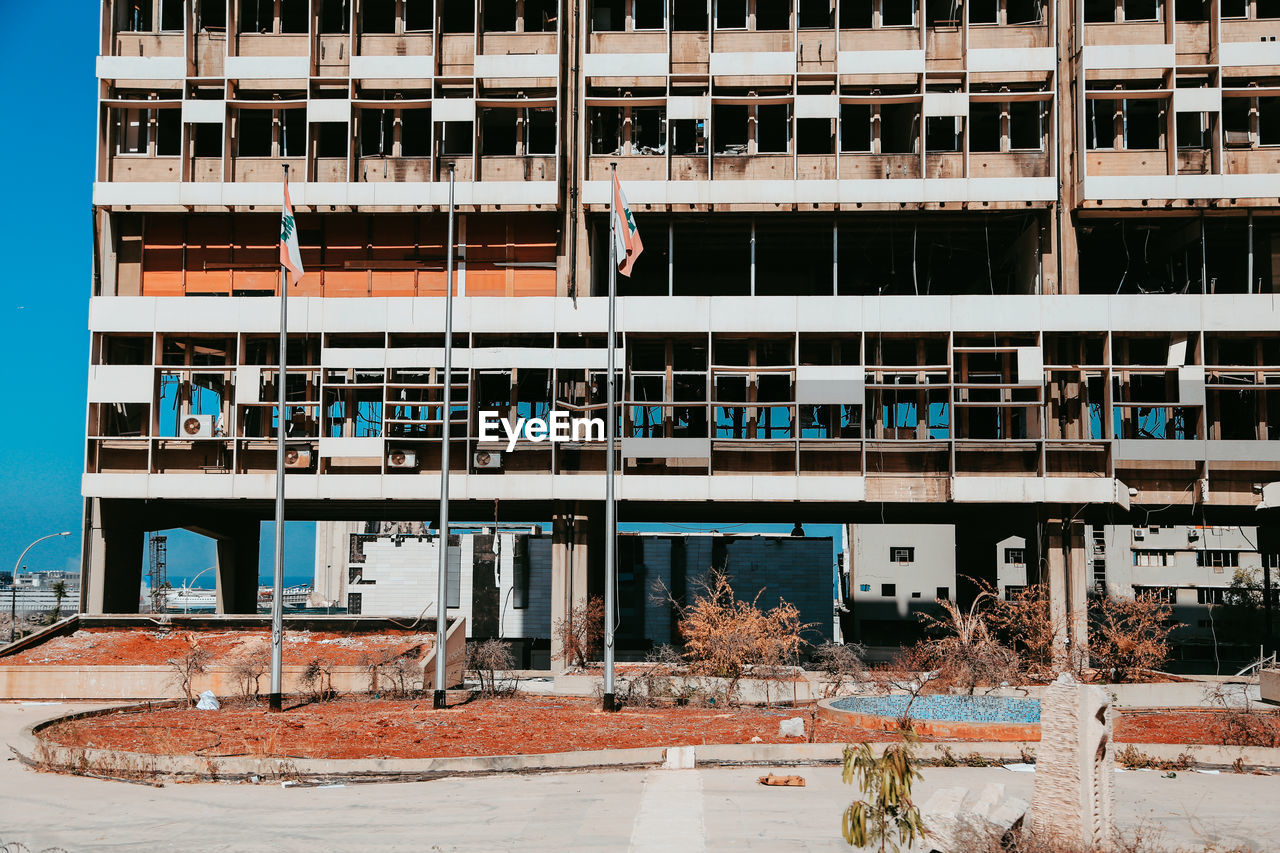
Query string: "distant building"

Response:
xmin=3 ymin=571 xmax=81 ymax=617
xmin=996 ymin=535 xmax=1029 ymax=597
xmin=844 ymin=524 xmax=955 ymax=647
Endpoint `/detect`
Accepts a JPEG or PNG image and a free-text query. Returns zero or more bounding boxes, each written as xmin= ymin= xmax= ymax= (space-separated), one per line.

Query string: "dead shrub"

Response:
xmin=812 ymin=641 xmax=869 ymax=699
xmin=553 ymin=595 xmax=605 ymax=671
xmin=230 ymin=643 xmax=269 ymax=702
xmin=167 ymin=646 xmax=212 ymax=707
xmin=983 ymin=582 xmax=1062 ymax=682
xmin=466 ymin=639 xmax=518 ymax=698
xmin=1089 ymin=594 xmax=1177 ymax=683
xmin=915 ymin=591 xmax=1020 ymax=696
xmin=300 ymin=657 xmax=336 ymax=702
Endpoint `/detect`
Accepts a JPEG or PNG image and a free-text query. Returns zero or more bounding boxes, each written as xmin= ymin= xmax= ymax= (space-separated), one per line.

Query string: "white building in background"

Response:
xmin=844 ymin=524 xmax=955 ymax=647
xmin=996 ymin=535 xmax=1029 ymax=596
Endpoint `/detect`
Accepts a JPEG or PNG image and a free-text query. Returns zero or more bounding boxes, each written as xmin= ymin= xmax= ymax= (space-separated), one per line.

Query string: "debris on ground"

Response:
xmin=758 ymin=774 xmax=806 ymax=787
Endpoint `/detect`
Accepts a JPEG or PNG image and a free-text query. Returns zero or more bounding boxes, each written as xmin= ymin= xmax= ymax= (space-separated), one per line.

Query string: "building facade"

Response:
xmin=85 ymin=0 xmax=1280 ymax=665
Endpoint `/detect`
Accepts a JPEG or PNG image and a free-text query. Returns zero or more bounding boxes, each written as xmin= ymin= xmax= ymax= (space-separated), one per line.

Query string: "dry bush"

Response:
xmin=554 ymin=595 xmax=605 ymax=670
xmin=865 ymin=645 xmax=951 ymax=729
xmin=300 ymin=657 xmax=336 ymax=701
xmin=379 ymin=654 xmax=422 ymax=698
xmin=914 ymin=592 xmax=1019 ymax=695
xmin=167 ymin=647 xmax=211 ymax=707
xmin=1089 ymin=593 xmax=1177 ymax=682
xmin=812 ymin=641 xmax=869 ymax=698
xmin=230 ymin=643 xmax=270 ymax=702
xmin=983 ymin=583 xmax=1062 ymax=682
xmin=466 ymin=638 xmax=517 ymax=698
xmin=1204 ymin=681 xmax=1280 ymax=748
xmin=674 ymin=568 xmax=813 ymax=704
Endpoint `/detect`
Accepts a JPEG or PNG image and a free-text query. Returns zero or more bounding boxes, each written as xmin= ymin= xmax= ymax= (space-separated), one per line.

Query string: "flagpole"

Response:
xmin=603 ymin=163 xmax=618 ymax=712
xmin=434 ymin=164 xmax=456 ymax=710
xmin=269 ymin=163 xmax=290 ymax=712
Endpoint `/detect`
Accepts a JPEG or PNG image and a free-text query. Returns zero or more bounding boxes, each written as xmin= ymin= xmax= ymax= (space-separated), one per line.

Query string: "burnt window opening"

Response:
xmin=314 ymin=122 xmax=348 ymax=157
xmin=360 ymin=108 xmax=392 ymax=156
xmin=1260 ymin=0 xmax=1280 ymax=17
xmin=123 ymin=0 xmax=153 ymax=31
xmin=673 ymin=0 xmax=708 ymax=28
xmin=670 ymin=118 xmax=707 ymax=154
xmin=671 ymin=220 xmax=750 ymax=295
xmin=1261 ymin=97 xmax=1280 ymax=145
xmin=406 ymin=0 xmax=435 ymax=29
xmin=401 ymin=109 xmax=431 ymax=156
xmin=160 ymin=0 xmax=185 ymax=30
xmin=526 ymin=108 xmax=557 ymax=154
xmin=926 ymin=115 xmax=961 ymax=153
xmin=320 ymin=0 xmax=349 ymax=32
xmin=117 ymin=109 xmax=147 ymax=153
xmin=1223 ymin=98 xmax=1250 ymax=146
xmin=839 ymin=0 xmax=872 ymax=26
xmin=840 ymin=104 xmax=872 ymax=152
xmin=757 ymin=104 xmax=790 ymax=153
xmin=438 ymin=121 xmax=473 ymax=155
xmin=716 ymin=0 xmax=747 ymax=28
xmin=481 ymin=108 xmax=518 ymax=155
xmin=281 ymin=0 xmax=308 ymax=31
xmin=591 ymin=107 xmax=621 ymax=154
xmin=1176 ymin=111 xmax=1209 ymax=149
xmin=756 ymin=0 xmax=791 ymax=29
xmin=592 ymin=0 xmax=624 ymax=29
xmin=280 ymin=108 xmax=305 ymax=155
xmin=969 ymin=102 xmax=1001 ymax=151
xmin=1124 ymin=98 xmax=1164 ymax=150
xmin=926 ymin=0 xmax=961 ymax=26
xmin=755 ymin=218 xmax=835 ymax=295
xmin=525 ymin=0 xmax=557 ymax=30
xmin=880 ymin=102 xmax=919 ymax=153
xmin=1007 ymin=0 xmax=1043 ymax=23
xmin=199 ymin=0 xmax=227 ymax=30
xmin=239 ymin=0 xmax=271 ymax=32
xmin=1222 ymin=0 xmax=1247 ymax=15
xmin=633 ymin=107 xmax=665 ymax=154
xmin=237 ymin=109 xmax=273 ymax=156
xmin=882 ymin=0 xmax=916 ymax=25
xmin=156 ymin=109 xmax=181 ymax=156
xmin=441 ymin=0 xmax=475 ymax=31
xmin=797 ymin=117 xmax=833 ymax=154
xmin=1086 ymin=99 xmax=1117 ymax=149
xmin=635 ymin=0 xmax=666 ymax=28
xmin=1084 ymin=0 xmax=1114 ymax=21
xmin=970 ymin=0 xmax=998 ymax=23
xmin=798 ymin=0 xmax=831 ymax=26
xmin=193 ymin=123 xmax=223 ymax=157
xmin=1174 ymin=0 xmax=1207 ymax=20
xmin=484 ymin=0 xmax=518 ymax=30
xmin=364 ymin=0 xmax=397 ymax=32
xmin=1125 ymin=0 xmax=1159 ymax=19
xmin=713 ymin=105 xmax=749 ymax=153
xmin=1010 ymin=101 xmax=1042 ymax=149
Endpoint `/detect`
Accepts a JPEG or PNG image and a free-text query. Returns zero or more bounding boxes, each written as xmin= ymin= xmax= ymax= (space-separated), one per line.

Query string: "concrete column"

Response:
xmin=550 ymin=501 xmax=595 ymax=670
xmin=1047 ymin=514 xmax=1089 ymax=671
xmin=187 ymin=516 xmax=261 ymax=614
xmin=82 ymin=498 xmax=146 ymax=614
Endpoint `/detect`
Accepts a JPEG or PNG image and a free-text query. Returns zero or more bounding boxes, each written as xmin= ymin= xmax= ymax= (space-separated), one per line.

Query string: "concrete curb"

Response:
xmin=13 ymin=703 xmax=1280 ymax=785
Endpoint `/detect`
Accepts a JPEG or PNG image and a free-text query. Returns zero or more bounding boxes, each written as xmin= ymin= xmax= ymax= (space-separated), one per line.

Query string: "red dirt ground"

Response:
xmin=1113 ymin=709 xmax=1280 ymax=746
xmin=4 ymin=628 xmax=432 ymax=667
xmin=42 ymin=697 xmax=1277 ymax=760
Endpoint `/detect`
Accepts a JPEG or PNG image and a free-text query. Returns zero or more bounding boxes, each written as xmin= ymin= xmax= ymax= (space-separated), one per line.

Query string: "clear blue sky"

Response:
xmin=0 ymin=6 xmax=838 ymax=590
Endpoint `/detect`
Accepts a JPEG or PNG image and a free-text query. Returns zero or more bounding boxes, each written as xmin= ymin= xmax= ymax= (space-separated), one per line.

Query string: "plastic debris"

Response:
xmin=778 ymin=717 xmax=805 ymax=738
xmin=195 ymin=690 xmax=220 ymax=710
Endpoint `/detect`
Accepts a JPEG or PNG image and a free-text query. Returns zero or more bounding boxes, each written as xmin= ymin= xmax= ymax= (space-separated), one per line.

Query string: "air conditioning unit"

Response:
xmin=284 ymin=444 xmax=313 ymax=469
xmin=1188 ymin=527 xmax=1200 ymax=542
xmin=182 ymin=414 xmax=214 ymax=438
xmin=387 ymin=449 xmax=417 ymax=469
xmin=473 ymin=450 xmax=503 ymax=470
xmin=1132 ymin=527 xmax=1146 ymax=542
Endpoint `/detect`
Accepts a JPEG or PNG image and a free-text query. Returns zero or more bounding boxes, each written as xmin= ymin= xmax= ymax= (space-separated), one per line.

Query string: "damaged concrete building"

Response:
xmin=84 ymin=0 xmax=1280 ymax=666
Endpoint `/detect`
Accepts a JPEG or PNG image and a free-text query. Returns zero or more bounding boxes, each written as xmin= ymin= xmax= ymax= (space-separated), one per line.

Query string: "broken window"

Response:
xmin=1261 ymin=0 xmax=1280 ymax=17
xmin=839 ymin=0 xmax=872 ymax=26
xmin=757 ymin=104 xmax=790 ymax=153
xmin=441 ymin=0 xmax=475 ymax=32
xmin=525 ymin=108 xmax=556 ymax=154
xmin=797 ymin=118 xmax=833 ymax=154
xmin=239 ymin=0 xmax=271 ymax=32
xmin=281 ymin=0 xmax=308 ymax=31
xmin=402 ymin=109 xmax=431 ymax=156
xmin=281 ymin=108 xmax=305 ymax=155
xmin=756 ymin=0 xmax=791 ymax=29
xmin=1086 ymin=99 xmax=1117 ymax=149
xmin=969 ymin=102 xmax=1001 ymax=151
xmin=160 ymin=0 xmax=184 ymax=30
xmin=438 ymin=121 xmax=473 ymax=154
xmin=882 ymin=0 xmax=915 ymax=25
xmin=315 ymin=122 xmax=348 ymax=157
xmin=117 ymin=108 xmax=148 ymax=154
xmin=1009 ymin=101 xmax=1042 ymax=149
xmin=926 ymin=0 xmax=961 ymax=26
xmin=484 ymin=0 xmax=517 ymax=30
xmin=880 ymin=102 xmax=919 ymax=153
xmin=798 ymin=0 xmax=831 ymax=26
xmin=633 ymin=107 xmax=665 ymax=154
xmin=481 ymin=108 xmax=518 ymax=155
xmin=1083 ymin=0 xmax=1114 ymax=21
xmin=591 ymin=107 xmax=621 ymax=154
xmin=237 ymin=110 xmax=272 ymax=156
xmin=320 ymin=0 xmax=348 ymax=32
xmin=123 ymin=0 xmax=153 ymax=31
xmin=1125 ymin=0 xmax=1159 ymax=19
xmin=1262 ymin=97 xmax=1280 ymax=145
xmin=406 ymin=0 xmax=434 ymax=30
xmin=1222 ymin=0 xmax=1246 ymax=15
xmin=635 ymin=0 xmax=666 ymax=28
xmin=713 ymin=105 xmax=749 ymax=153
xmin=1174 ymin=0 xmax=1206 ymax=20
xmin=360 ymin=108 xmax=392 ymax=156
xmin=969 ymin=0 xmax=998 ymax=23
xmin=670 ymin=118 xmax=707 ymax=154
xmin=156 ymin=109 xmax=181 ymax=155
xmin=526 ymin=0 xmax=557 ymax=29
xmin=716 ymin=0 xmax=747 ymax=28
xmin=673 ymin=0 xmax=708 ymax=27
xmin=592 ymin=0 xmax=624 ymax=29
xmin=840 ymin=104 xmax=872 ymax=151
xmin=1007 ymin=0 xmax=1042 ymax=23
xmin=1223 ymin=97 xmax=1250 ymax=146
xmin=364 ymin=0 xmax=397 ymax=31
xmin=194 ymin=123 xmax=222 ymax=157
xmin=1176 ymin=111 xmax=1209 ymax=148
xmin=926 ymin=116 xmax=962 ymax=151
xmin=1124 ymin=98 xmax=1163 ymax=149
xmin=199 ymin=0 xmax=227 ymax=29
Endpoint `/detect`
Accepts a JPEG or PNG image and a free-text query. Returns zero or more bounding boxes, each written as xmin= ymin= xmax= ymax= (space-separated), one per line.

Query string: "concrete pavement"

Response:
xmin=3 ymin=702 xmax=1278 ymax=852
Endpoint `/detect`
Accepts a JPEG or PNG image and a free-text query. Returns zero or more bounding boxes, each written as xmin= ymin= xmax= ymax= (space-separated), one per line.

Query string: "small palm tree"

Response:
xmin=51 ymin=581 xmax=68 ymax=617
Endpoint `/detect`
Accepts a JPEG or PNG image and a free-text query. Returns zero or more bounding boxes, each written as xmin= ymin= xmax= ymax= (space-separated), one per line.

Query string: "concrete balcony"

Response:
xmin=107 ymin=156 xmax=181 ymax=182
xmin=113 ymin=31 xmax=183 ymax=58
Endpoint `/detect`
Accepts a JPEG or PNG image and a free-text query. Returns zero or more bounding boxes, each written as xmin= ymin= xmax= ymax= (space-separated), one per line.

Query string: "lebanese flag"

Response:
xmin=280 ymin=173 xmax=305 ymax=281
xmin=612 ymin=171 xmax=643 ymax=277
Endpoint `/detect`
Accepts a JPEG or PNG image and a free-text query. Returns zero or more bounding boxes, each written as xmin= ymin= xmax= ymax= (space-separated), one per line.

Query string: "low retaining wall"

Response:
xmin=1262 ymin=669 xmax=1280 ymax=705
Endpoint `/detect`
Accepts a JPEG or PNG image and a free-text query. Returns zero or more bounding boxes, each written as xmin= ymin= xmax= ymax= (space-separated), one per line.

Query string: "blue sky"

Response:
xmin=0 ymin=6 xmax=839 ymax=590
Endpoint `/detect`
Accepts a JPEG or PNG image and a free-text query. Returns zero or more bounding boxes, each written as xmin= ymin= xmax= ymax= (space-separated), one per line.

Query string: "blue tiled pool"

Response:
xmin=831 ymin=695 xmax=1041 ymax=724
